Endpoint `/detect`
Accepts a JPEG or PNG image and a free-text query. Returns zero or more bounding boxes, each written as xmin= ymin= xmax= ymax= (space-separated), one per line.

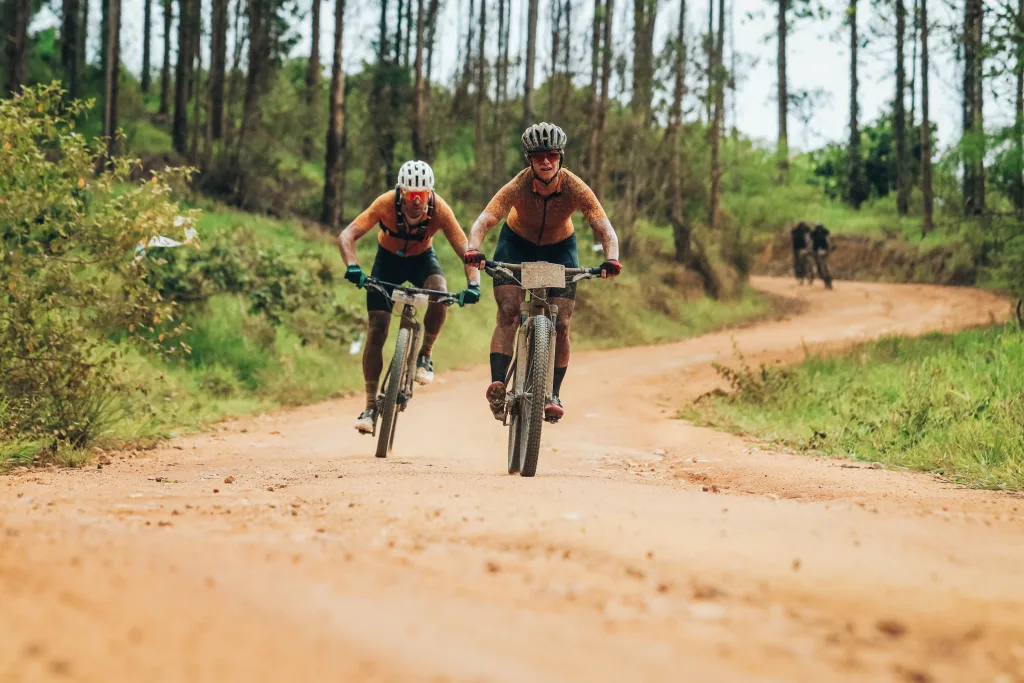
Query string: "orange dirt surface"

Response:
xmin=2 ymin=277 xmax=1022 ymax=683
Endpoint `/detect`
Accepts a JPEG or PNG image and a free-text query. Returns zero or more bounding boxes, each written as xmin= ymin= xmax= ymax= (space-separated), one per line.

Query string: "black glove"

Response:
xmin=458 ymin=284 xmax=481 ymax=307
xmin=345 ymin=264 xmax=366 ymax=288
xmin=600 ymin=259 xmax=622 ymax=278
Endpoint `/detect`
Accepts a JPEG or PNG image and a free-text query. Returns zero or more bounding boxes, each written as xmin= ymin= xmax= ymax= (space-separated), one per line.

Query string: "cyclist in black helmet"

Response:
xmin=464 ymin=122 xmax=621 ymax=424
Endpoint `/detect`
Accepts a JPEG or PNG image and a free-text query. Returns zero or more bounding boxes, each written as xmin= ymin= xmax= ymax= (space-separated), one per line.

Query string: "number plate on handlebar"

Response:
xmin=391 ymin=290 xmax=430 ymax=308
xmin=520 ymin=262 xmax=566 ymax=290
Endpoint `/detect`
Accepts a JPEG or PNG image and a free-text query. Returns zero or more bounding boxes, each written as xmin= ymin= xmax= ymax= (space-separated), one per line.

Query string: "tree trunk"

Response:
xmin=587 ymin=0 xmax=600 ymax=170
xmin=103 ymin=0 xmax=122 ymax=159
xmin=631 ymin=0 xmax=655 ymax=122
xmin=188 ymin=0 xmax=202 ymax=164
xmin=301 ymin=0 xmax=321 ymax=158
xmin=160 ymin=0 xmax=172 ymax=114
xmin=5 ymin=0 xmax=30 ymax=95
xmin=224 ymin=0 xmax=246 ymax=144
xmin=894 ymin=0 xmax=908 ymax=215
xmin=62 ymin=0 xmax=81 ymax=97
xmin=524 ymin=0 xmax=538 ymax=124
xmin=492 ymin=0 xmax=507 ymax=183
xmin=238 ymin=0 xmax=266 ymax=155
xmin=425 ymin=0 xmax=438 ymax=87
xmin=549 ymin=0 xmax=561 ymax=119
xmin=920 ymin=0 xmax=933 ymax=234
xmin=142 ymin=0 xmax=153 ymax=92
xmin=394 ymin=0 xmax=404 ymax=64
xmin=322 ymin=0 xmax=347 ymax=227
xmin=209 ymin=0 xmax=227 ymax=139
xmin=909 ymin=0 xmax=917 ymax=127
xmin=776 ymin=0 xmax=788 ymax=182
xmin=1015 ymin=0 xmax=1023 ymax=215
xmin=707 ymin=0 xmax=724 ymax=229
xmin=704 ymin=0 xmax=712 ymax=123
xmin=970 ymin=0 xmax=984 ymax=214
xmin=78 ymin=0 xmax=89 ymax=75
xmin=670 ymin=0 xmax=689 ymax=263
xmin=172 ymin=0 xmax=192 ymax=153
xmin=474 ymin=0 xmax=487 ymax=164
xmin=404 ymin=0 xmax=412 ymax=67
xmin=962 ymin=0 xmax=977 ymax=214
xmin=560 ymin=0 xmax=570 ymax=115
xmin=846 ymin=0 xmax=866 ymax=209
xmin=412 ymin=0 xmax=427 ymax=158
xmin=590 ymin=0 xmax=612 ymax=200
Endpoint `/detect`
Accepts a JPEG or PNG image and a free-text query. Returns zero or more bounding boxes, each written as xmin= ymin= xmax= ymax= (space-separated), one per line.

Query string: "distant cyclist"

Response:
xmin=810 ymin=223 xmax=833 ymax=289
xmin=338 ymin=160 xmax=480 ymax=433
xmin=790 ymin=221 xmax=811 ymax=283
xmin=464 ymin=122 xmax=621 ymax=423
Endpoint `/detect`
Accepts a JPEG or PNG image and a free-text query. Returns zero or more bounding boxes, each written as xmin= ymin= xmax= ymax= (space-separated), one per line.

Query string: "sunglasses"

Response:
xmin=529 ymin=151 xmax=561 ymax=164
xmin=403 ymin=189 xmax=430 ymax=202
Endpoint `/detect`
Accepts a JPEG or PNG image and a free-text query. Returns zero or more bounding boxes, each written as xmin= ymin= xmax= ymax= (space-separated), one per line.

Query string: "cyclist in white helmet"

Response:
xmin=338 ymin=160 xmax=480 ymax=433
xmin=464 ymin=123 xmax=621 ymax=423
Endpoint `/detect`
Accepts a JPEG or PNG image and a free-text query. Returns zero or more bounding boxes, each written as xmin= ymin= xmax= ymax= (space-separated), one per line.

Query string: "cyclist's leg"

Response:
xmin=550 ymin=297 xmax=573 ymax=394
xmin=488 ymin=223 xmax=528 ymax=386
xmin=411 ymin=249 xmax=447 ymax=359
xmin=542 ymin=233 xmax=579 ymax=421
xmin=362 ymin=311 xmax=391 ymax=406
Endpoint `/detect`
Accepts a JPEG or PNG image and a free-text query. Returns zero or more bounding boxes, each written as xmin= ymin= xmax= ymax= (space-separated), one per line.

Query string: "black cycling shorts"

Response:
xmin=366 ymin=245 xmax=446 ymax=312
xmin=491 ymin=224 xmax=580 ymax=300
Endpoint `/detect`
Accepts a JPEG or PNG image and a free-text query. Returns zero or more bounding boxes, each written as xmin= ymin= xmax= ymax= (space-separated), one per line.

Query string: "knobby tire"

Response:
xmin=376 ymin=327 xmax=409 ymax=459
xmin=519 ymin=315 xmax=552 ymax=478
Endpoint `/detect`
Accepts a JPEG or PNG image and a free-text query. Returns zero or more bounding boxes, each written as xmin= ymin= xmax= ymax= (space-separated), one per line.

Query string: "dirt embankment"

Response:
xmin=754 ymin=232 xmax=979 ymax=286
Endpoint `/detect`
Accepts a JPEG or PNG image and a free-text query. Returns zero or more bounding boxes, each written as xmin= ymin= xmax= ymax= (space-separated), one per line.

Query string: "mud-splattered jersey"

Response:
xmin=353 ymin=190 xmax=467 ymax=257
xmin=483 ymin=168 xmax=608 ymax=246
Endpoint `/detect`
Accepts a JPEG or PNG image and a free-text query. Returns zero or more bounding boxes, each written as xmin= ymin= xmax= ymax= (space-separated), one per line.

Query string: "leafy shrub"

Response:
xmin=0 ymin=83 xmax=195 ymax=455
xmin=144 ymin=227 xmax=360 ymax=346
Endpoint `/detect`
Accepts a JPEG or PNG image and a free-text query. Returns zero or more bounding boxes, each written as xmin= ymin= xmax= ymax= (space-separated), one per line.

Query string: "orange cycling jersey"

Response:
xmin=483 ymin=167 xmax=608 ymax=246
xmin=353 ymin=190 xmax=467 ymax=257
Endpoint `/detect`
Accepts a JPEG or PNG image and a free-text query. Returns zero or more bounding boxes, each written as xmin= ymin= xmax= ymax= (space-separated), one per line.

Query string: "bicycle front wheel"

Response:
xmin=519 ymin=315 xmax=552 ymax=478
xmin=376 ymin=327 xmax=409 ymax=459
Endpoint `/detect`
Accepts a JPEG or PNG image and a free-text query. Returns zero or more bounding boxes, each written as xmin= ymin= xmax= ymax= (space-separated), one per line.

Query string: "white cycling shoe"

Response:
xmin=414 ymin=355 xmax=434 ymax=385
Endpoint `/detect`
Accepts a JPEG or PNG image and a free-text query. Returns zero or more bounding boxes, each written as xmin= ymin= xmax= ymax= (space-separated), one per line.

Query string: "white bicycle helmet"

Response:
xmin=521 ymin=122 xmax=567 ymax=156
xmin=397 ymin=160 xmax=435 ymax=192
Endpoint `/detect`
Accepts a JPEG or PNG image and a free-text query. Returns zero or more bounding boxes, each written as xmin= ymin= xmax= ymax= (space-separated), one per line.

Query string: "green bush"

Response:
xmin=0 ymin=83 xmax=195 ymax=457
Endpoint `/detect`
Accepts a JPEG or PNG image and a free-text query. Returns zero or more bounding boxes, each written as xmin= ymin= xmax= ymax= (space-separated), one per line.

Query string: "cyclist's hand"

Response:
xmin=458 ymin=284 xmax=481 ymax=307
xmin=599 ymin=259 xmax=622 ymax=278
xmin=345 ymin=264 xmax=367 ymax=288
xmin=464 ymin=248 xmax=487 ymax=267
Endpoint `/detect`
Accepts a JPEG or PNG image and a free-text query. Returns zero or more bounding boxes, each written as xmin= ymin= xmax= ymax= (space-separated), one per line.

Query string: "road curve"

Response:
xmin=1 ymin=277 xmax=1022 ymax=683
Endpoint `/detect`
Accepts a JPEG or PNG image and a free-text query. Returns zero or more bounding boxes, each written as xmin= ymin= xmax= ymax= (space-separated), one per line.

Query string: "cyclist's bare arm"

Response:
xmin=467 ymin=211 xmax=500 ymax=251
xmin=338 ymin=220 xmax=374 ymax=266
xmin=437 ymin=199 xmax=479 ymax=283
xmin=338 ymin=194 xmax=389 ymax=265
xmin=589 ymin=217 xmax=620 ymax=260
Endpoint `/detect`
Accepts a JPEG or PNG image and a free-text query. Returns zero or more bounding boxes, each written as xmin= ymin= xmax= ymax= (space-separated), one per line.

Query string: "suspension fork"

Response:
xmin=402 ymin=304 xmax=422 ymax=399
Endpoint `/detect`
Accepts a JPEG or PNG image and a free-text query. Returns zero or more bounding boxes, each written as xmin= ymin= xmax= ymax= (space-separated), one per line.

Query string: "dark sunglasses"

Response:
xmin=529 ymin=151 xmax=561 ymax=164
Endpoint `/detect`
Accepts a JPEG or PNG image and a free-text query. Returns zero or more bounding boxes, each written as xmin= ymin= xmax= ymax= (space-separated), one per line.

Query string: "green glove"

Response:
xmin=458 ymin=284 xmax=481 ymax=307
xmin=345 ymin=264 xmax=366 ymax=288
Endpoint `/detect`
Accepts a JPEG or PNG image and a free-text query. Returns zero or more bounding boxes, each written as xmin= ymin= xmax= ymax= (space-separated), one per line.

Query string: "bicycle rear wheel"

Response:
xmin=519 ymin=315 xmax=552 ymax=478
xmin=376 ymin=327 xmax=409 ymax=459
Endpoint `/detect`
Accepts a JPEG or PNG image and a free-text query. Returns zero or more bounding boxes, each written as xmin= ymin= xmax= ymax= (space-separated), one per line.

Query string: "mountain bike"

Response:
xmin=362 ymin=278 xmax=462 ymax=459
xmin=481 ymin=260 xmax=604 ymax=477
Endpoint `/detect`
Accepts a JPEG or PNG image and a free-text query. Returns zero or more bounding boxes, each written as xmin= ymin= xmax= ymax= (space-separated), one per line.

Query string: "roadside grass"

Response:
xmin=684 ymin=325 xmax=1024 ymax=490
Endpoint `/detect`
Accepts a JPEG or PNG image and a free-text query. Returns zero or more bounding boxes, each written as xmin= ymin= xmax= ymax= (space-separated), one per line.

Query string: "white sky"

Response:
xmin=35 ymin=0 xmax=1018 ymax=151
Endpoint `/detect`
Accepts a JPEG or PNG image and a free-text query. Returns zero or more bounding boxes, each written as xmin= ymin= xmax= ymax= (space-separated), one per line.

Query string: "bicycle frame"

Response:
xmin=363 ymin=279 xmax=458 ymax=436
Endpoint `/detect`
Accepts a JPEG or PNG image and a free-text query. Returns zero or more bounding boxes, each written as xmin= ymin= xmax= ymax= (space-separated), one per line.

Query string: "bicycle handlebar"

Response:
xmin=481 ymin=260 xmax=604 ymax=279
xmin=363 ymin=278 xmax=462 ymax=305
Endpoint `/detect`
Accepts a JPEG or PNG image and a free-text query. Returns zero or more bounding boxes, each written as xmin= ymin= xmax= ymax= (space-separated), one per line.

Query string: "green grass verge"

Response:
xmin=684 ymin=325 xmax=1024 ymax=490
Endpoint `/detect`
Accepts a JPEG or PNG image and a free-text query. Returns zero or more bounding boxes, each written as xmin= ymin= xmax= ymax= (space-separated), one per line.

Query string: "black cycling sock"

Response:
xmin=490 ymin=353 xmax=512 ymax=383
xmin=553 ymin=366 xmax=567 ymax=397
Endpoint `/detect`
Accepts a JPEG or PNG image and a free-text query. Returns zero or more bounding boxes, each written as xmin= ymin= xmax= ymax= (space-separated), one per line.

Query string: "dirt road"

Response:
xmin=2 ymin=277 xmax=1022 ymax=683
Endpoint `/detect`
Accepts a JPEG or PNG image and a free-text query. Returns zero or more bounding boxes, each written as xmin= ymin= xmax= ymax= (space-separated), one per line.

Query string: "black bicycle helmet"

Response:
xmin=521 ymin=122 xmax=567 ymax=157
